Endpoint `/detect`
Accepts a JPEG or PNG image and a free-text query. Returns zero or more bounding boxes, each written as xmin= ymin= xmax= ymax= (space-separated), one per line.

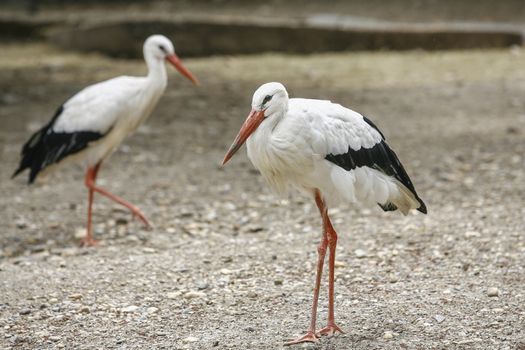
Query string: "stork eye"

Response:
xmin=158 ymin=45 xmax=167 ymax=53
xmin=262 ymin=95 xmax=273 ymax=105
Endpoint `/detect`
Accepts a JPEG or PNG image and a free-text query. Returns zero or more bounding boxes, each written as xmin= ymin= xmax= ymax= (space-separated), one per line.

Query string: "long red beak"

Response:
xmin=166 ymin=54 xmax=199 ymax=85
xmin=222 ymin=109 xmax=266 ymax=166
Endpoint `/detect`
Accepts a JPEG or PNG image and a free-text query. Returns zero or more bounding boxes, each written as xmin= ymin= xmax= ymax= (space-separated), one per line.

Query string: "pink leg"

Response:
xmin=317 ymin=214 xmax=345 ymax=337
xmin=82 ymin=162 xmax=151 ymax=246
xmin=81 ymin=163 xmax=102 ymax=247
xmin=285 ymin=190 xmax=328 ymax=345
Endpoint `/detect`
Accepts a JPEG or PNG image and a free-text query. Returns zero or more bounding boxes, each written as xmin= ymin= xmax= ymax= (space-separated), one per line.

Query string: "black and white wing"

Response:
xmin=13 ymin=76 xmax=138 ymax=183
xmin=302 ymin=99 xmax=426 ymax=214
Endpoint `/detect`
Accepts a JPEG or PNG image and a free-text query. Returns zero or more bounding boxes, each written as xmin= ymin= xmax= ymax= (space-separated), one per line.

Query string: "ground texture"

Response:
xmin=0 ymin=45 xmax=524 ymax=349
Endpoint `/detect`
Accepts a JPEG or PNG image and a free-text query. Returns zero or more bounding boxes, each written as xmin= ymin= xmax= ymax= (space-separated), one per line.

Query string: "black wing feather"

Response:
xmin=12 ymin=105 xmax=106 ymax=184
xmin=325 ymin=116 xmax=427 ymax=214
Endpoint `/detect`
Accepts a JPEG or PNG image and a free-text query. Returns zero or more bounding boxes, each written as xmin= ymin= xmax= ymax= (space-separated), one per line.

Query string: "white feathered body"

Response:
xmin=14 ymin=34 xmax=194 ymax=185
xmin=246 ymin=98 xmax=419 ymax=212
xmin=46 ymin=75 xmax=166 ymax=171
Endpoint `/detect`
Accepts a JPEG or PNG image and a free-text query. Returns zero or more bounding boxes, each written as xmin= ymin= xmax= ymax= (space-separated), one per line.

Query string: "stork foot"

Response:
xmin=130 ymin=207 xmax=152 ymax=229
xmin=284 ymin=331 xmax=319 ymax=346
xmin=317 ymin=322 xmax=345 ymax=337
xmin=79 ymin=236 xmax=100 ymax=247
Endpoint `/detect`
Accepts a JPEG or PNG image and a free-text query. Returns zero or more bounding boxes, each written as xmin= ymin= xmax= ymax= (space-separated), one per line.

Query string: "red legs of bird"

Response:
xmin=285 ymin=189 xmax=343 ymax=345
xmin=317 ymin=209 xmax=344 ymax=337
xmin=285 ymin=190 xmax=345 ymax=345
xmin=81 ymin=162 xmax=102 ymax=247
xmin=284 ymin=215 xmax=327 ymax=345
xmin=81 ymin=161 xmax=151 ymax=247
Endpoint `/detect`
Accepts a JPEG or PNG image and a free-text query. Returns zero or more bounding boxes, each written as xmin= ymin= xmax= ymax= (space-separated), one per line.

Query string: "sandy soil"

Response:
xmin=0 ymin=44 xmax=524 ymax=349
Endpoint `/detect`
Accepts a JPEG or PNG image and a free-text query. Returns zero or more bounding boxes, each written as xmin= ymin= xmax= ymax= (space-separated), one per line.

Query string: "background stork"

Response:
xmin=222 ymin=82 xmax=426 ymax=345
xmin=12 ymin=34 xmax=199 ymax=246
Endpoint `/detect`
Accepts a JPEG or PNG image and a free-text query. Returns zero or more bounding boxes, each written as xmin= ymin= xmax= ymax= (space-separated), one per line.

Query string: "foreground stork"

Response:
xmin=222 ymin=82 xmax=426 ymax=345
xmin=13 ymin=34 xmax=198 ymax=246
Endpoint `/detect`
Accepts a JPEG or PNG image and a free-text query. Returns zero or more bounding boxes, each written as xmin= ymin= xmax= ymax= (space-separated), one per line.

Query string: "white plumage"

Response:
xmin=14 ymin=34 xmax=198 ymax=246
xmin=243 ymin=83 xmax=421 ymax=212
xmin=222 ymin=82 xmax=426 ymax=345
xmin=51 ymin=74 xmax=166 ymax=168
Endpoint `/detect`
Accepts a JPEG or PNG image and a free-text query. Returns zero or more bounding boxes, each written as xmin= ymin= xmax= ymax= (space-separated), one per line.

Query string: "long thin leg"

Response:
xmin=285 ymin=189 xmax=328 ymax=345
xmin=317 ymin=213 xmax=344 ymax=336
xmin=84 ymin=162 xmax=151 ymax=235
xmin=81 ymin=163 xmax=102 ymax=246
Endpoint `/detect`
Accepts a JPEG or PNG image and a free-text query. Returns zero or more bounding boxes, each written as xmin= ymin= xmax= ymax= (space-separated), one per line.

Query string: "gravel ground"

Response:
xmin=0 ymin=44 xmax=524 ymax=349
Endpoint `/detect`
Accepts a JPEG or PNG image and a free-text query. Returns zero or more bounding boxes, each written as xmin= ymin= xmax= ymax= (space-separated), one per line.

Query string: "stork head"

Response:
xmin=143 ymin=34 xmax=199 ymax=85
xmin=222 ymin=82 xmax=289 ymax=165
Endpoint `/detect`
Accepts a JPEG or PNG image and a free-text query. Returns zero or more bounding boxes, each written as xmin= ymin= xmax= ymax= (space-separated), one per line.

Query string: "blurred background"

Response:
xmin=1 ymin=0 xmax=524 ymax=57
xmin=0 ymin=1 xmax=524 ymax=349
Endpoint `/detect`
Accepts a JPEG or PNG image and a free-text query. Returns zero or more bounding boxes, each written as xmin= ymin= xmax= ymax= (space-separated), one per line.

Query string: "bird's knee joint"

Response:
xmin=84 ymin=178 xmax=93 ymax=188
xmin=327 ymin=233 xmax=338 ymax=246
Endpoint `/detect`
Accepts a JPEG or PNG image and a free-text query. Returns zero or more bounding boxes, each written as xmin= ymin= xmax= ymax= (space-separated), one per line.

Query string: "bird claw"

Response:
xmin=284 ymin=331 xmax=319 ymax=346
xmin=130 ymin=208 xmax=152 ymax=229
xmin=316 ymin=323 xmax=345 ymax=337
xmin=79 ymin=236 xmax=100 ymax=247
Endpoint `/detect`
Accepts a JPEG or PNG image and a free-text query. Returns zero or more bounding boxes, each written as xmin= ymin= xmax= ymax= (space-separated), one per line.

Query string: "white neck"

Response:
xmin=144 ymin=53 xmax=168 ymax=90
xmin=246 ymin=105 xmax=289 ymax=194
xmin=250 ymin=107 xmax=287 ymax=149
xmin=264 ymin=109 xmax=286 ymax=132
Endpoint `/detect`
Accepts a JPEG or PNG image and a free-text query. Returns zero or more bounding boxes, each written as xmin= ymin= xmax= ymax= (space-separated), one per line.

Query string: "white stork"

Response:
xmin=222 ymin=82 xmax=426 ymax=345
xmin=13 ymin=34 xmax=198 ymax=246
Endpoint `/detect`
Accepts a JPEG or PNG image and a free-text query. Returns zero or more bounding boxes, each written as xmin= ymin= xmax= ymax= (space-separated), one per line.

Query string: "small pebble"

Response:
xmin=184 ymin=291 xmax=206 ymax=299
xmin=147 ymin=307 xmax=159 ymax=314
xmin=74 ymin=228 xmax=86 ymax=239
xmin=30 ymin=325 xmax=46 ymax=334
xmin=167 ymin=292 xmax=181 ymax=299
xmin=383 ymin=331 xmax=394 ymax=339
xmin=69 ymin=293 xmax=82 ymax=300
xmin=19 ymin=309 xmax=31 ymax=315
xmin=184 ymin=336 xmax=199 ymax=343
xmin=197 ymin=282 xmax=209 ymax=290
xmin=389 ymin=274 xmax=398 ymax=283
xmin=334 ymin=261 xmax=346 ymax=267
xmin=121 ymin=305 xmax=139 ymax=313
xmin=80 ymin=306 xmax=90 ymax=314
xmin=487 ymin=288 xmax=499 ymax=297
xmin=465 ymin=231 xmax=481 ymax=238
xmin=434 ymin=314 xmax=446 ymax=323
xmin=355 ymin=249 xmax=366 ymax=258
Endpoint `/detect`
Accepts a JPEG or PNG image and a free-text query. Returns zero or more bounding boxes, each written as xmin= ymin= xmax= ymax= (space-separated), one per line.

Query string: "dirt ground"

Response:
xmin=0 ymin=44 xmax=524 ymax=349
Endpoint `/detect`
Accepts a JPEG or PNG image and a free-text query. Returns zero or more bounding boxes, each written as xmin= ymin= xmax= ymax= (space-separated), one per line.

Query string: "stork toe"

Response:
xmin=317 ymin=323 xmax=345 ymax=337
xmin=130 ymin=208 xmax=152 ymax=228
xmin=284 ymin=331 xmax=319 ymax=346
xmin=79 ymin=236 xmax=100 ymax=247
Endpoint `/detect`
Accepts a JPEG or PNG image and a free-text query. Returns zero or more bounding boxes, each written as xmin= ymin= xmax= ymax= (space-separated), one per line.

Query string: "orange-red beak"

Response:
xmin=222 ymin=109 xmax=266 ymax=166
xmin=166 ymin=54 xmax=199 ymax=85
